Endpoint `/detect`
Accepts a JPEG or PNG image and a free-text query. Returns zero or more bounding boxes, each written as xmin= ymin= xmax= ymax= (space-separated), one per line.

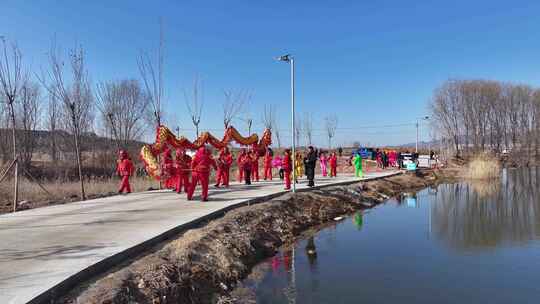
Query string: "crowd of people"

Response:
xmin=116 ymin=146 xmax=434 ymax=202
xmin=116 ymin=145 xmax=343 ymax=202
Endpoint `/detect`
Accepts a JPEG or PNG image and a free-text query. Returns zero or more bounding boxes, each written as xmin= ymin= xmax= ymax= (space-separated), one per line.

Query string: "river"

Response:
xmin=236 ymin=167 xmax=540 ymax=303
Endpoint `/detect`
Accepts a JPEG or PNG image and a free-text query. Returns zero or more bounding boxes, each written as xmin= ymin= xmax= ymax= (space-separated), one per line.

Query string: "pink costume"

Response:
xmin=319 ymin=153 xmax=328 ymax=177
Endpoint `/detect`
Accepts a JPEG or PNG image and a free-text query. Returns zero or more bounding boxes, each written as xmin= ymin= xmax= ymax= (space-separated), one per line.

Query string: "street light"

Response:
xmin=276 ymin=54 xmax=296 ymax=193
xmin=416 ymin=116 xmax=429 ymax=153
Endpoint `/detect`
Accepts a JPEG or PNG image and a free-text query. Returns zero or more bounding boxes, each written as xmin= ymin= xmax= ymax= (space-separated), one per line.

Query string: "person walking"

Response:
xmin=319 ymin=150 xmax=328 ymax=177
xmin=162 ymin=147 xmax=175 ymax=189
xmin=272 ymin=154 xmax=284 ymax=180
xmin=304 ymin=146 xmax=317 ymax=187
xmin=242 ymin=150 xmax=254 ymax=185
xmin=236 ymin=148 xmax=247 ymax=182
xmin=215 ymin=146 xmax=233 ymax=188
xmin=251 ymin=148 xmax=260 ymax=182
xmin=174 ymin=148 xmax=192 ymax=193
xmin=187 ymin=146 xmax=217 ymax=201
xmin=352 ymin=151 xmax=363 ymax=178
xmin=117 ymin=150 xmax=134 ymax=194
xmin=295 ymin=151 xmax=304 ymax=183
xmin=263 ymin=148 xmax=273 ymax=180
xmin=329 ymin=151 xmax=338 ymax=177
xmin=283 ymin=149 xmax=292 ymax=190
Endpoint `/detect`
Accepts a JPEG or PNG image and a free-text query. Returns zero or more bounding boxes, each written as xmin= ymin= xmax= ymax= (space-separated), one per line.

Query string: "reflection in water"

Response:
xmin=305 ymin=237 xmax=318 ymax=269
xmin=353 ymin=211 xmax=364 ymax=231
xmin=432 ymin=167 xmax=540 ymax=250
xmin=245 ymin=167 xmax=540 ymax=303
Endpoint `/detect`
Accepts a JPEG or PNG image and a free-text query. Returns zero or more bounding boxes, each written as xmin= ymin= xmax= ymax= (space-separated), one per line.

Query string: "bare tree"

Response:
xmin=294 ymin=116 xmax=302 ymax=147
xmin=261 ymin=104 xmax=275 ymax=130
xmin=0 ymin=37 xmax=26 ymax=210
xmin=39 ymin=43 xmax=94 ymax=200
xmin=303 ymin=112 xmax=313 ymax=146
xmin=138 ymin=20 xmax=165 ymax=129
xmin=47 ymin=91 xmax=60 ymax=164
xmin=0 ymin=101 xmax=10 ymax=163
xmin=185 ymin=75 xmax=204 ymax=136
xmin=17 ymin=81 xmax=40 ymax=169
xmin=324 ymin=114 xmax=338 ymax=149
xmin=222 ymin=89 xmax=248 ymax=130
xmin=96 ymin=79 xmax=149 ymax=148
xmin=430 ymin=80 xmax=462 ymax=157
xmin=262 ymin=105 xmax=281 ymax=148
xmin=430 ymin=79 xmax=539 ymax=159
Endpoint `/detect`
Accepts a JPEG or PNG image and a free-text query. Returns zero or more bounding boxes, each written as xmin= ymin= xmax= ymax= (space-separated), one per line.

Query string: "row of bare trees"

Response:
xmin=0 ymin=37 xmax=156 ymax=203
xmin=430 ymin=79 xmax=540 ymax=159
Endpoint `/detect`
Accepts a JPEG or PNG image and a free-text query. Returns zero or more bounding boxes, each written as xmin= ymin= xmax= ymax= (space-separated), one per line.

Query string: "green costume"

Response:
xmin=354 ymin=211 xmax=364 ymax=231
xmin=353 ymin=154 xmax=363 ymax=178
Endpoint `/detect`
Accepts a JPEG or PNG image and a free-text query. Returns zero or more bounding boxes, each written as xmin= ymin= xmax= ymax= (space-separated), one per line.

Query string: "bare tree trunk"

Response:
xmin=8 ymin=101 xmax=18 ymax=211
xmin=72 ymin=116 xmax=86 ymax=200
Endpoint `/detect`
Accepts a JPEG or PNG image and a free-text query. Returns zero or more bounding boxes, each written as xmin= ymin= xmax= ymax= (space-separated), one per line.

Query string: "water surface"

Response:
xmin=241 ymin=167 xmax=540 ymax=303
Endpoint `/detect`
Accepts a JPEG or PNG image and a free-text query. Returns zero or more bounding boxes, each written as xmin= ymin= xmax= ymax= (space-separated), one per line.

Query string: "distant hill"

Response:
xmin=0 ymin=128 xmax=146 ymax=162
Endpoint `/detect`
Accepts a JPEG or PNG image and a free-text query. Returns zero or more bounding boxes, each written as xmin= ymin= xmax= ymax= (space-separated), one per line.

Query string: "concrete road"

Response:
xmin=0 ymin=171 xmax=398 ymax=304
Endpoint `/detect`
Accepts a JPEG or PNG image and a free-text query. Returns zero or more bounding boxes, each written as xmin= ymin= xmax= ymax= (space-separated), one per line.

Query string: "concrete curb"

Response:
xmin=29 ymin=171 xmax=402 ymax=304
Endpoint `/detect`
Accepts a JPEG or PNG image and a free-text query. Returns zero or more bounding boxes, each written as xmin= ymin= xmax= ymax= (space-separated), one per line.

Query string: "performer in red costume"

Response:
xmin=187 ymin=146 xmax=217 ymax=201
xmin=251 ymin=148 xmax=260 ymax=182
xmin=263 ymin=148 xmax=273 ymax=180
xmin=283 ymin=149 xmax=292 ymax=190
xmin=329 ymin=151 xmax=338 ymax=177
xmin=174 ymin=148 xmax=192 ymax=193
xmin=117 ymin=150 xmax=134 ymax=194
xmin=162 ymin=147 xmax=175 ymax=189
xmin=237 ymin=148 xmax=247 ymax=183
xmin=215 ymin=146 xmax=233 ymax=187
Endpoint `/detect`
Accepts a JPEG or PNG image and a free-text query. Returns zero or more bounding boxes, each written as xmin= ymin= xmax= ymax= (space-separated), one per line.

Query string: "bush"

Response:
xmin=467 ymin=153 xmax=501 ymax=180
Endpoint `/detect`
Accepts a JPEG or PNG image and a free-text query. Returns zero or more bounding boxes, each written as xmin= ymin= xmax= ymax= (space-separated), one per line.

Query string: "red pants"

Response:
xmin=237 ymin=168 xmax=243 ymax=183
xmin=119 ymin=175 xmax=131 ymax=193
xmin=175 ymin=174 xmax=190 ymax=193
xmin=252 ymin=164 xmax=259 ymax=181
xmin=165 ymin=176 xmax=175 ymax=189
xmin=330 ymin=166 xmax=337 ymax=177
xmin=188 ymin=171 xmax=210 ymax=201
xmin=264 ymin=165 xmax=272 ymax=180
xmin=216 ymin=167 xmax=230 ymax=186
xmin=284 ymin=170 xmax=291 ymax=189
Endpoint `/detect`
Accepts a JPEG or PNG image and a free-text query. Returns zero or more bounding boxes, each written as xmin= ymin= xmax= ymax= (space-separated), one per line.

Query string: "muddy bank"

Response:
xmin=61 ymin=171 xmax=438 ymax=304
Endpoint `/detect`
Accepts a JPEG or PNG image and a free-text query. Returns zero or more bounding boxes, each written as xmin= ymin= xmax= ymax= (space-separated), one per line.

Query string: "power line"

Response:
xmin=175 ymin=122 xmax=424 ymax=133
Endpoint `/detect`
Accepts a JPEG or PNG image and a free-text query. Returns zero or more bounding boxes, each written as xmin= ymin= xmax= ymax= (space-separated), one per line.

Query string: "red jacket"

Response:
xmin=191 ymin=148 xmax=217 ymax=173
xmin=240 ymin=154 xmax=253 ymax=170
xmin=264 ymin=152 xmax=273 ymax=166
xmin=162 ymin=149 xmax=174 ymax=175
xmin=329 ymin=155 xmax=338 ymax=167
xmin=175 ymin=153 xmax=192 ymax=174
xmin=117 ymin=159 xmax=134 ymax=176
xmin=283 ymin=154 xmax=292 ymax=172
xmin=218 ymin=151 xmax=233 ymax=169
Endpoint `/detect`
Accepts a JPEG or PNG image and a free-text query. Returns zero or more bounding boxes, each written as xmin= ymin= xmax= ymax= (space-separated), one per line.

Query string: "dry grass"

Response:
xmin=466 ymin=153 xmax=501 ymax=180
xmin=0 ymin=176 xmax=157 ymax=213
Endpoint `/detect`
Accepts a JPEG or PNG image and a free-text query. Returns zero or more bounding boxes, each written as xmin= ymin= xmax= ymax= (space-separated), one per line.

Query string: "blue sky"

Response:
xmin=3 ymin=0 xmax=540 ymax=146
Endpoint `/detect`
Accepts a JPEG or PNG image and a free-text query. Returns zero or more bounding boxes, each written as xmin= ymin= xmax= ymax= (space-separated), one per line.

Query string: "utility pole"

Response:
xmin=416 ymin=116 xmax=429 ymax=153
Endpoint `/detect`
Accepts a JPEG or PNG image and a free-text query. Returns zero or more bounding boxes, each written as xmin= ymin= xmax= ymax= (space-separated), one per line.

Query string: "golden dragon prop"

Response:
xmin=140 ymin=125 xmax=272 ymax=179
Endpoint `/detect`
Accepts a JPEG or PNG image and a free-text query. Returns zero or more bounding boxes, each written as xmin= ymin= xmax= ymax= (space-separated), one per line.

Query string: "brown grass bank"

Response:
xmin=0 ymin=177 xmax=157 ymax=214
xmin=60 ymin=171 xmax=438 ymax=304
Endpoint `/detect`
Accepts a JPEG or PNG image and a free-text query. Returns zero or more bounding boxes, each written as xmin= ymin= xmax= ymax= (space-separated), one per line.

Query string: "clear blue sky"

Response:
xmin=3 ymin=0 xmax=540 ymax=147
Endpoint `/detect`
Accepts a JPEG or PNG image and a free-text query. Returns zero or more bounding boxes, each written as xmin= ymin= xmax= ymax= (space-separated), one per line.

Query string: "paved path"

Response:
xmin=0 ymin=171 xmax=399 ymax=304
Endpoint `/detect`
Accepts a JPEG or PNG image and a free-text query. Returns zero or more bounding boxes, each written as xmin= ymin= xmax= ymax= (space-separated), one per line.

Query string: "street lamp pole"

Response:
xmin=277 ymin=54 xmax=296 ymax=192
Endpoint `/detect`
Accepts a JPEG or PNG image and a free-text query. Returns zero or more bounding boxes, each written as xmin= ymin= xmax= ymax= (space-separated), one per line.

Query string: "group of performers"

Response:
xmin=375 ymin=149 xmax=399 ymax=169
xmin=117 ymin=146 xmax=343 ymax=201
